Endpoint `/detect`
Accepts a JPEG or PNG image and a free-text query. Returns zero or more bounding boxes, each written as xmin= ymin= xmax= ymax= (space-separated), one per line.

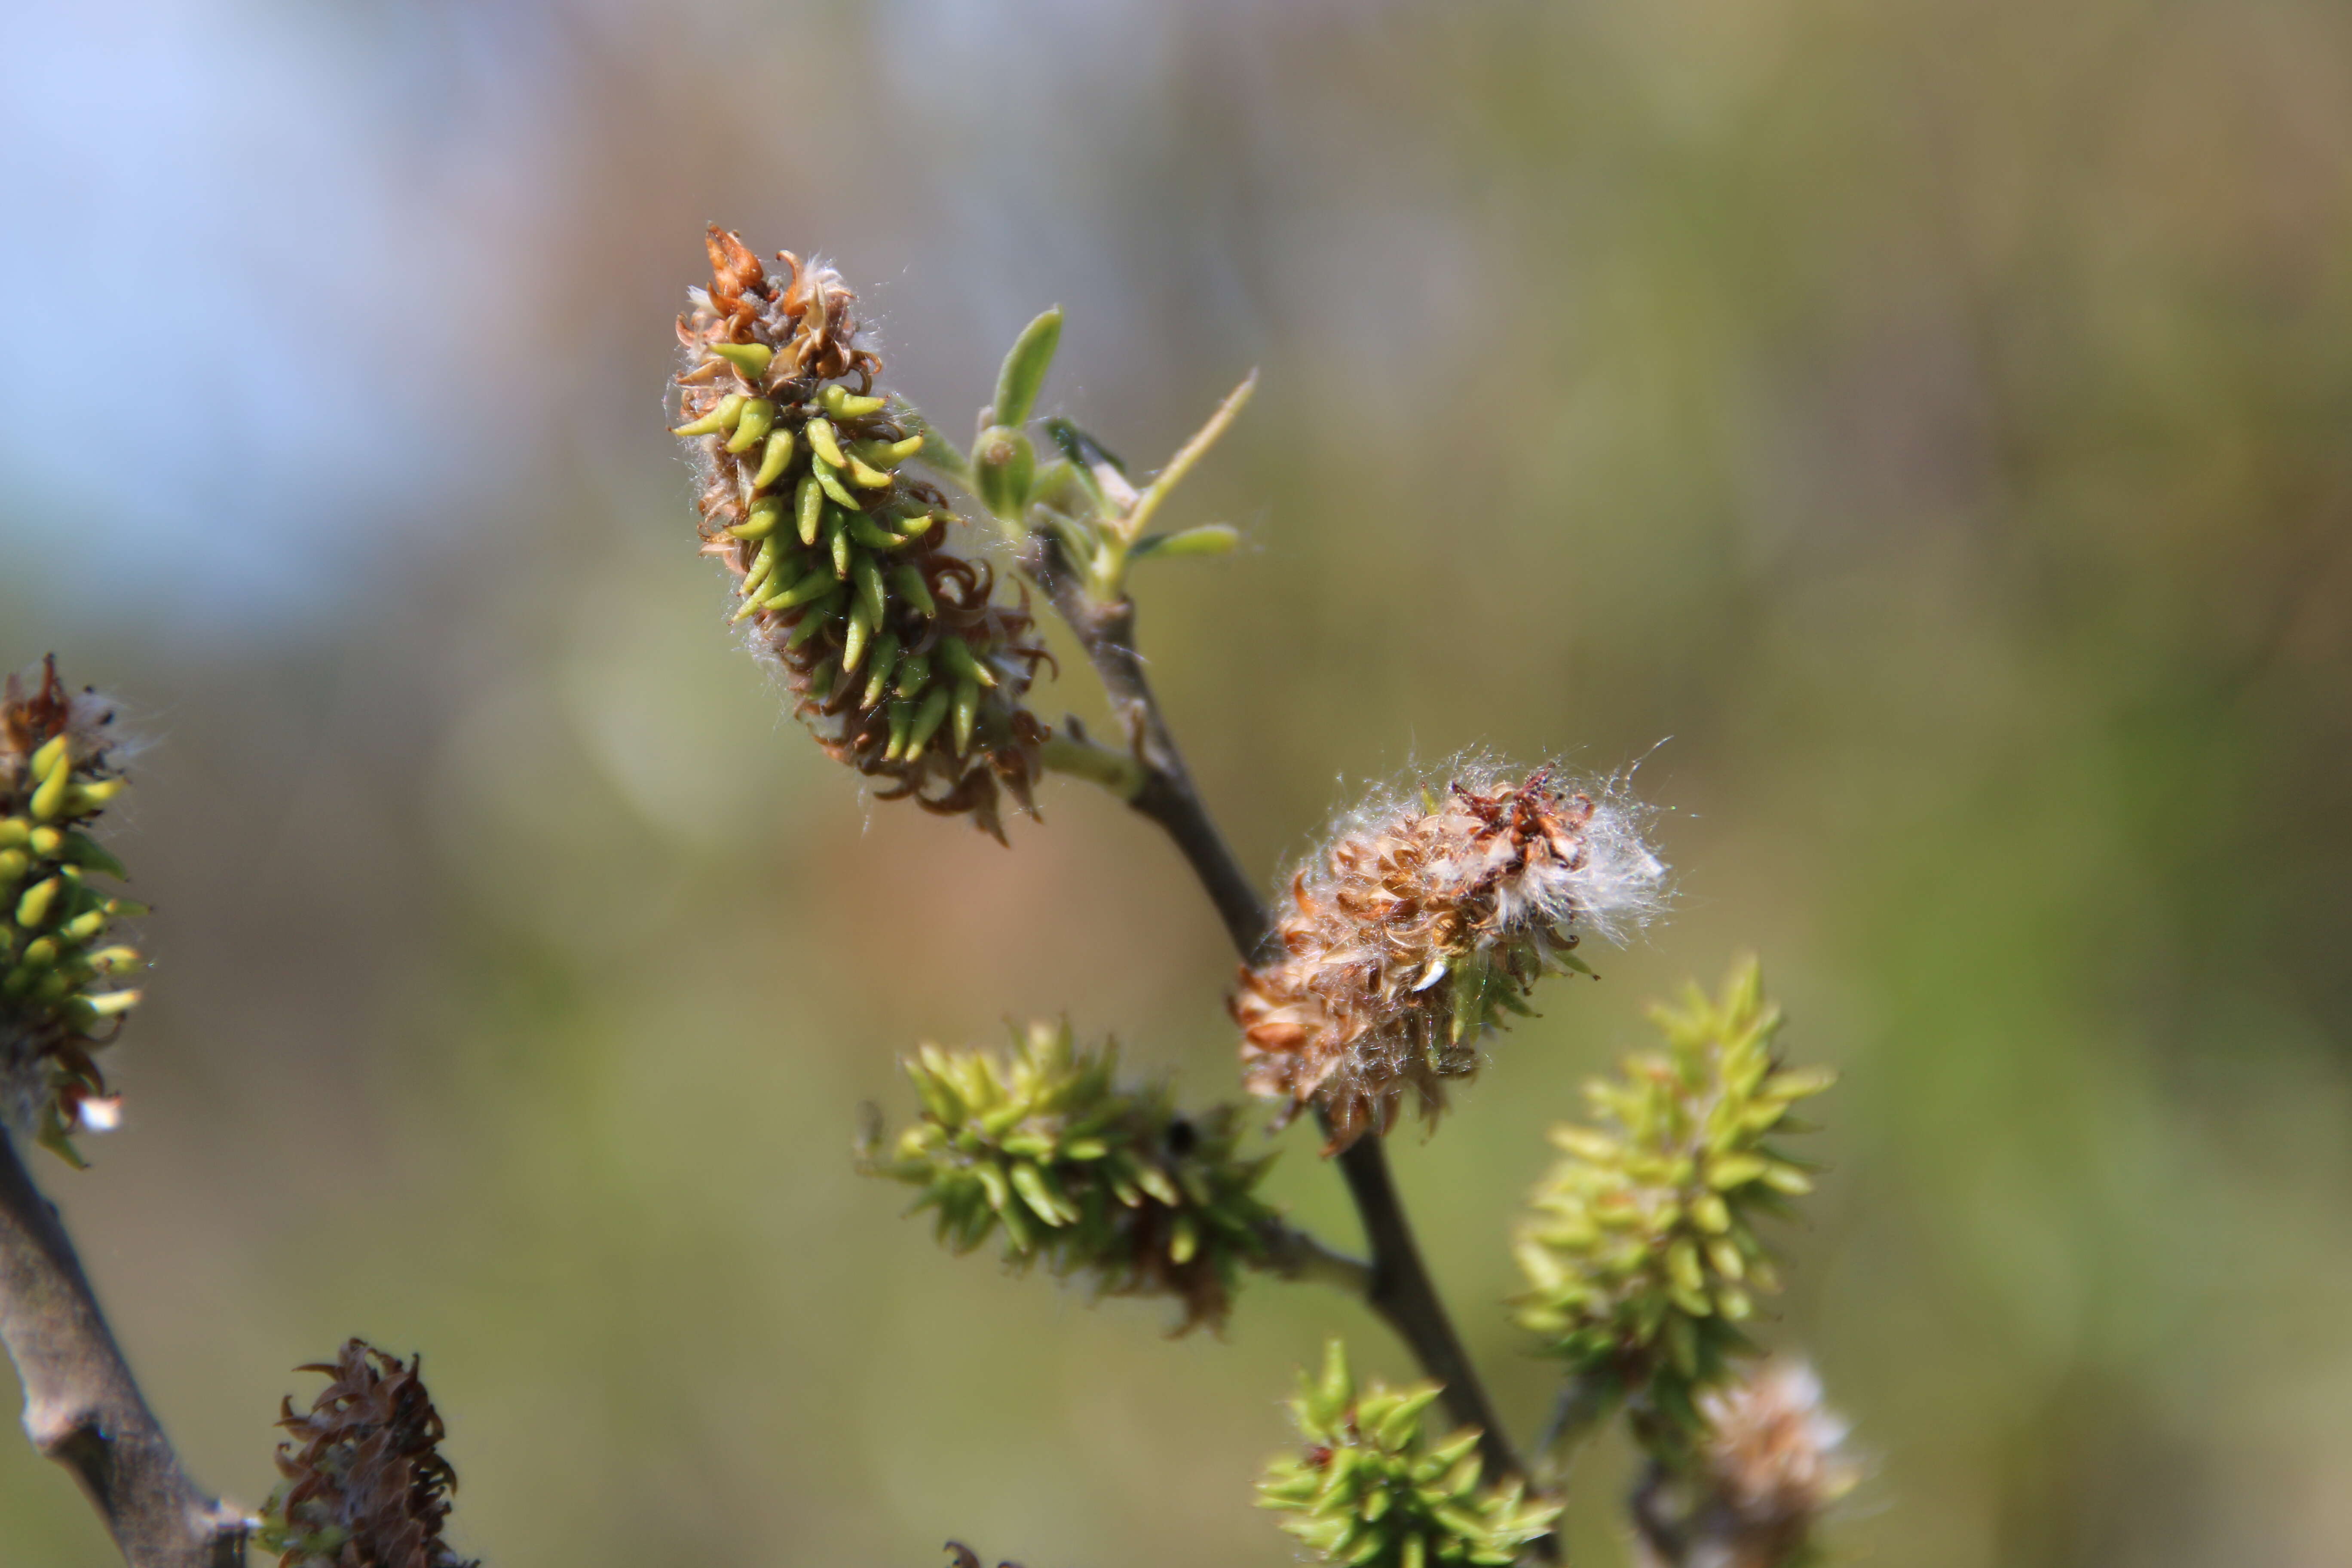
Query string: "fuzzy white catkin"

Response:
xmin=1235 ymin=759 xmax=1670 ymax=1149
xmin=1666 ymin=1359 xmax=1861 ymax=1568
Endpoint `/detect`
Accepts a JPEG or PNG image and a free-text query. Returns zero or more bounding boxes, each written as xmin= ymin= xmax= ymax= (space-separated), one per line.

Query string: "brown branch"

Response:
xmin=0 ymin=1126 xmax=245 ymax=1568
xmin=1028 ymin=566 xmax=1267 ymax=962
xmin=1024 ymin=538 xmax=1537 ymax=1499
xmin=1326 ymin=1116 xmax=1531 ymax=1497
xmin=1531 ymin=1369 xmax=1617 ymax=1485
xmin=1629 ymin=1460 xmax=1687 ymax=1567
xmin=1252 ymin=1219 xmax=1375 ymax=1297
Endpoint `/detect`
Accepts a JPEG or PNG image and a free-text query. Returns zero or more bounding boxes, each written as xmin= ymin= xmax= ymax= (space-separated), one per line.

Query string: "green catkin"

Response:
xmin=860 ymin=1020 xmax=1283 ymax=1332
xmin=1256 ymin=1340 xmax=1559 ymax=1567
xmin=1511 ymin=958 xmax=1833 ymax=1447
xmin=0 ymin=658 xmax=143 ymax=1166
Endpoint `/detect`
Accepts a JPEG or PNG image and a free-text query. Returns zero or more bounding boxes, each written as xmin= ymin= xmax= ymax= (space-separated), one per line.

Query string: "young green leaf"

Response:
xmin=991 ymin=307 xmax=1064 ymax=428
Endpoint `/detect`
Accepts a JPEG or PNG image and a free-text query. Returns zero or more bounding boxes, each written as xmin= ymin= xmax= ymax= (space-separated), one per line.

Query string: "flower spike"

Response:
xmin=861 ymin=1020 xmax=1281 ymax=1332
xmin=1257 ymin=1339 xmax=1560 ymax=1567
xmin=1513 ymin=959 xmax=1834 ymax=1442
xmin=1632 ymin=1357 xmax=1860 ymax=1568
xmin=0 ymin=657 xmax=141 ymax=1164
xmin=672 ymin=227 xmax=1053 ymax=841
xmin=258 ymin=1340 xmax=476 ymax=1568
xmin=1232 ymin=766 xmax=1666 ymax=1152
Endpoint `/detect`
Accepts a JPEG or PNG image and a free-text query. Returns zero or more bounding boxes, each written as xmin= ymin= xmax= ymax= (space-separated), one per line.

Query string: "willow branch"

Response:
xmin=0 ymin=1126 xmax=245 ymax=1568
xmin=1530 ymin=1369 xmax=1617 ymax=1489
xmin=1629 ymin=1460 xmax=1686 ymax=1567
xmin=1026 ymin=545 xmax=1268 ymax=961
xmin=1036 ymin=730 xmax=1147 ymax=800
xmin=1023 ymin=536 xmax=1533 ymax=1491
xmin=1253 ymin=1220 xmax=1375 ymax=1297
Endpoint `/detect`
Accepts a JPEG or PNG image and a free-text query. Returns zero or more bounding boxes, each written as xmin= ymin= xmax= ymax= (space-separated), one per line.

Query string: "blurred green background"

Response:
xmin=3 ymin=0 xmax=2349 ymax=1564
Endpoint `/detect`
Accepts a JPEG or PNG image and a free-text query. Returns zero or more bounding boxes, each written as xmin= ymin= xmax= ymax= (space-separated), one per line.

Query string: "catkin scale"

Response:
xmin=674 ymin=227 xmax=1050 ymax=842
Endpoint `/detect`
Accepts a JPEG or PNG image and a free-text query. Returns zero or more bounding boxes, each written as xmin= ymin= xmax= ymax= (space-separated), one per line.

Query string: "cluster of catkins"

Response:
xmin=0 ymin=657 xmax=139 ymax=1162
xmin=259 ymin=1340 xmax=476 ymax=1568
xmin=673 ymin=227 xmax=1051 ymax=841
xmin=1233 ymin=769 xmax=1665 ymax=1151
xmin=864 ymin=1020 xmax=1280 ymax=1332
xmin=666 ymin=235 xmax=1855 ymax=1566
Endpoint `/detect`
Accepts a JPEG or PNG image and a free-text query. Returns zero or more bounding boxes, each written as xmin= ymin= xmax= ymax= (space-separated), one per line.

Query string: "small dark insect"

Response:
xmin=944 ymin=1542 xmax=1024 ymax=1568
xmin=1164 ymin=1114 xmax=1198 ymax=1158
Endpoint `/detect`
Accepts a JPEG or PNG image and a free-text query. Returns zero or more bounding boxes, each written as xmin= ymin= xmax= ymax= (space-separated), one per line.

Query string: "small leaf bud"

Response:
xmin=972 ymin=425 xmax=1037 ymax=520
xmin=1133 ymin=523 xmax=1242 ymax=559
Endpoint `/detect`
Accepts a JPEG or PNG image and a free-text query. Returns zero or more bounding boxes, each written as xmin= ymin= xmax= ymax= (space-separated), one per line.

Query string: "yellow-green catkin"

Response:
xmin=1256 ymin=1339 xmax=1560 ymax=1568
xmin=673 ymin=227 xmax=1051 ymax=842
xmin=1511 ymin=958 xmax=1834 ymax=1441
xmin=861 ymin=1019 xmax=1280 ymax=1332
xmin=0 ymin=658 xmax=141 ymax=1164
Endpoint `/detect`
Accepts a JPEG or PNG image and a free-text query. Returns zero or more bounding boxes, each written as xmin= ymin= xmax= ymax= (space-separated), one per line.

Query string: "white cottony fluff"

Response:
xmin=1339 ymin=754 xmax=1671 ymax=950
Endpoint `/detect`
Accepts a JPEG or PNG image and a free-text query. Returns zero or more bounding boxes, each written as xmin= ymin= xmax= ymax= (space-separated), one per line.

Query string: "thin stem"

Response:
xmin=1037 ymin=729 xmax=1146 ymax=801
xmin=1328 ymin=1121 xmax=1530 ymax=1494
xmin=0 ymin=1127 xmax=246 ymax=1568
xmin=1530 ymin=1370 xmax=1617 ymax=1488
xmin=1023 ymin=535 xmax=1535 ymax=1495
xmin=1026 ymin=540 xmax=1270 ymax=961
xmin=1254 ymin=1220 xmax=1375 ymax=1297
xmin=1629 ymin=1460 xmax=1685 ymax=1567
